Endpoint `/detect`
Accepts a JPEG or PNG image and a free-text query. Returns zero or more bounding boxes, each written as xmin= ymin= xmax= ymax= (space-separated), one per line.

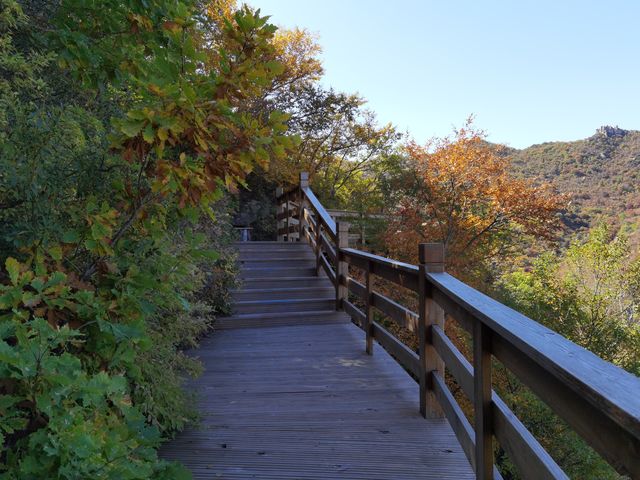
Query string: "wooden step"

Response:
xmin=240 ymin=276 xmax=333 ymax=289
xmin=236 ymin=248 xmax=312 ymax=254
xmin=238 ymin=253 xmax=315 ymax=262
xmin=232 ymin=286 xmax=335 ymax=301
xmin=233 ymin=297 xmax=335 ymax=314
xmin=236 ymin=250 xmax=313 ymax=258
xmin=215 ymin=310 xmax=349 ymax=329
xmin=239 ymin=259 xmax=316 ymax=269
xmin=235 ymin=241 xmax=310 ymax=250
xmin=239 ymin=267 xmax=316 ymax=279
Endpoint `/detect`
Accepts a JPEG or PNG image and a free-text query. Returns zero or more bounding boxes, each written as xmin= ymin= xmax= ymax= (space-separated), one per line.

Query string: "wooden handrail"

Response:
xmin=275 ymin=172 xmax=640 ymax=479
xmin=428 ymin=272 xmax=640 ymax=438
xmin=302 ymin=186 xmax=336 ymax=237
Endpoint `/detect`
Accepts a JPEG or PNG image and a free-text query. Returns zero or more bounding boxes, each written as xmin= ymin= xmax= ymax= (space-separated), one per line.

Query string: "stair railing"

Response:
xmin=276 ymin=172 xmax=640 ymax=480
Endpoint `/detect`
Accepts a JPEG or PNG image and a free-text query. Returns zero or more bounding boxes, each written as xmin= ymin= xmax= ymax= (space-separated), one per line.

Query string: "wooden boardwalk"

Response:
xmin=163 ymin=323 xmax=474 ymax=480
xmin=161 ymin=321 xmax=473 ymax=479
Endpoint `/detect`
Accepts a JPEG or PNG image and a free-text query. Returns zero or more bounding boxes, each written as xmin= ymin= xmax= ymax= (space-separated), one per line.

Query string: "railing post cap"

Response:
xmin=418 ymin=243 xmax=445 ymax=271
xmin=337 ymin=221 xmax=350 ymax=232
xmin=299 ymin=171 xmax=309 ymax=188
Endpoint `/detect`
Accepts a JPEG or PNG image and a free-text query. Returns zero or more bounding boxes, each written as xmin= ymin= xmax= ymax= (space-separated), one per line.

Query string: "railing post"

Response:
xmin=418 ymin=243 xmax=445 ymax=419
xmin=315 ymin=222 xmax=322 ymax=276
xmin=284 ymin=192 xmax=290 ymax=242
xmin=365 ymin=261 xmax=373 ymax=354
xmin=298 ymin=172 xmax=309 ymax=242
xmin=276 ymin=187 xmax=284 ymax=242
xmin=474 ymin=322 xmax=493 ymax=480
xmin=335 ymin=222 xmax=349 ymax=310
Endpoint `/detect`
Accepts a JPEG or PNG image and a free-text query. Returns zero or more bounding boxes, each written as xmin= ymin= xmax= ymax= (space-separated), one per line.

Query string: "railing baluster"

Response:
xmin=284 ymin=193 xmax=290 ymax=242
xmin=315 ymin=222 xmax=321 ymax=276
xmin=298 ymin=172 xmax=309 ymax=241
xmin=365 ymin=261 xmax=373 ymax=354
xmin=474 ymin=322 xmax=493 ymax=480
xmin=418 ymin=243 xmax=445 ymax=419
xmin=276 ymin=187 xmax=283 ymax=241
xmin=336 ymin=222 xmax=349 ymax=310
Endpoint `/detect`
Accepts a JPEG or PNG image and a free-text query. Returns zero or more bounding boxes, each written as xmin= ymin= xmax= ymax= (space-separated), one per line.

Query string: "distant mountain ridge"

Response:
xmin=506 ymin=126 xmax=640 ymax=243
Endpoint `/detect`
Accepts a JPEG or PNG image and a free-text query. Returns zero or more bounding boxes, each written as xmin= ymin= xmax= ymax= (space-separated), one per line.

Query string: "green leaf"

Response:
xmin=143 ymin=123 xmax=155 ymax=143
xmin=5 ymin=258 xmax=20 ymax=285
xmin=157 ymin=127 xmax=168 ymax=141
xmin=62 ymin=230 xmax=80 ymax=243
xmin=266 ymin=60 xmax=284 ymax=76
xmin=49 ymin=245 xmax=63 ymax=261
xmin=119 ymin=119 xmax=145 ymax=138
xmin=194 ymin=249 xmax=219 ymax=261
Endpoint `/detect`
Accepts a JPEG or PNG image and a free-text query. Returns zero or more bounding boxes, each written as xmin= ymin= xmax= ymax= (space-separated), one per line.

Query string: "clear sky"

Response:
xmin=249 ymin=0 xmax=640 ymax=148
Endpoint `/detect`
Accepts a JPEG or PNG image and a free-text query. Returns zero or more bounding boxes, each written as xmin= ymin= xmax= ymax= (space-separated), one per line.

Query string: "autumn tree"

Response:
xmin=230 ymin=7 xmax=400 ymax=236
xmin=384 ymin=120 xmax=565 ymax=282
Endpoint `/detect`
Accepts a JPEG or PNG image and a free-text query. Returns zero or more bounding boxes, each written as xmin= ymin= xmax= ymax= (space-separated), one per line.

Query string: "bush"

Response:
xmin=0 ymin=1 xmax=287 ymax=477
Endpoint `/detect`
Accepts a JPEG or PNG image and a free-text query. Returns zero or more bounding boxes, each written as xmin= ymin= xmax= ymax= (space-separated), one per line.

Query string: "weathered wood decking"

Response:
xmin=163 ymin=324 xmax=474 ymax=480
xmin=161 ymin=321 xmax=473 ymax=479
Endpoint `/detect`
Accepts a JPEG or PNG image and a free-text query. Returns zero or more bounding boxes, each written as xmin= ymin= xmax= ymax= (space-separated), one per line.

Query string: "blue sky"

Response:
xmin=250 ymin=0 xmax=640 ymax=148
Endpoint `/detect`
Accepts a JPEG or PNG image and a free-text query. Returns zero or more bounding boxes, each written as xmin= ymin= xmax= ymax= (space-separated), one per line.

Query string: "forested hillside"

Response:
xmin=509 ymin=126 xmax=640 ymax=245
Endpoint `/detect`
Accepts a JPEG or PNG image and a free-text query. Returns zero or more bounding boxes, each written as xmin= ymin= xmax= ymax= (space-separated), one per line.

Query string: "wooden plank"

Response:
xmin=313 ymin=216 xmax=322 ymax=276
xmin=326 ymin=209 xmax=388 ymax=220
xmin=346 ymin=276 xmax=366 ymax=301
xmin=343 ymin=276 xmax=419 ymax=333
xmin=303 ymin=227 xmax=316 ymax=248
xmin=285 ymin=198 xmax=290 ymax=240
xmin=432 ymin=371 xmax=476 ymax=470
xmin=431 ymin=325 xmax=570 ymax=480
xmin=365 ymin=268 xmax=373 ymax=355
xmin=432 ymin=289 xmax=474 ymax=334
xmin=473 ymin=322 xmax=493 ymax=480
xmin=492 ymin=334 xmax=640 ymax=478
xmin=277 ymin=206 xmax=299 ymax=221
xmin=372 ymin=293 xmax=418 ymax=333
xmin=320 ymin=231 xmax=336 ymax=263
xmin=277 ymin=223 xmax=300 ymax=236
xmin=432 ymin=325 xmax=473 ymax=396
xmin=418 ymin=245 xmax=445 ymax=419
xmin=344 ymin=299 xmax=365 ymax=328
xmin=432 ymin=373 xmax=504 ymax=480
xmin=302 ymin=186 xmax=336 ymax=237
xmin=427 ymin=271 xmax=640 ymax=477
xmin=302 ymin=208 xmax=317 ymax=233
xmin=371 ymin=322 xmax=419 ymax=377
xmin=335 ymin=223 xmax=349 ymax=309
xmin=492 ymin=396 xmax=568 ymax=480
xmin=341 ymin=248 xmax=419 ymax=291
xmin=319 ymin=252 xmax=336 ymax=286
xmin=162 ymin=323 xmax=473 ymax=479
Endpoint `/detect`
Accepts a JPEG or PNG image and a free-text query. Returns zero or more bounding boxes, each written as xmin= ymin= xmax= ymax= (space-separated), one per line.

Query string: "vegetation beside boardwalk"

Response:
xmin=0 ymin=0 xmax=282 ymax=477
xmin=0 ymin=0 xmax=638 ymax=478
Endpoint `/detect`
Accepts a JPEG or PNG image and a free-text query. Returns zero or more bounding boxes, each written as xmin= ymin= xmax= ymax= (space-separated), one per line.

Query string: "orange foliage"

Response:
xmin=384 ymin=120 xmax=566 ymax=280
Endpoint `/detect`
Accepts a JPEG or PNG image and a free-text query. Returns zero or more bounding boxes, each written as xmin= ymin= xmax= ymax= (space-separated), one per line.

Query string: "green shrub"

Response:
xmin=0 ymin=0 xmax=286 ymax=477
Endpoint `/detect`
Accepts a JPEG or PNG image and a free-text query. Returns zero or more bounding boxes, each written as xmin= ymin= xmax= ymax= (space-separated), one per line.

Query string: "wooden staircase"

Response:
xmin=215 ymin=241 xmax=349 ymax=329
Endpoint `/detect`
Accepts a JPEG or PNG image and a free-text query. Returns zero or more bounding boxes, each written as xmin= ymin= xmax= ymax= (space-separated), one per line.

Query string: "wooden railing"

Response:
xmin=276 ymin=173 xmax=640 ymax=480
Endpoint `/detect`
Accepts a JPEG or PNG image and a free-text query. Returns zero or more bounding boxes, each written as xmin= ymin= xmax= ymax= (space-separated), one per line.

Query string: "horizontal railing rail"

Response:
xmin=276 ymin=172 xmax=640 ymax=480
